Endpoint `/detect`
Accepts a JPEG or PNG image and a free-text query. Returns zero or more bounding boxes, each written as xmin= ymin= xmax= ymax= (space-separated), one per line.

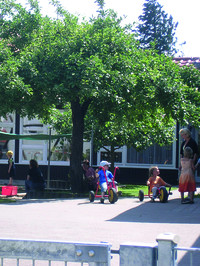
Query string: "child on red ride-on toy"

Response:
xmin=89 ymin=161 xmax=119 ymax=204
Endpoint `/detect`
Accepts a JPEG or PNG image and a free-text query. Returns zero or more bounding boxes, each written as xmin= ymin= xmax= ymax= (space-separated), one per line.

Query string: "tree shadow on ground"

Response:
xmin=108 ymin=197 xmax=200 ymax=224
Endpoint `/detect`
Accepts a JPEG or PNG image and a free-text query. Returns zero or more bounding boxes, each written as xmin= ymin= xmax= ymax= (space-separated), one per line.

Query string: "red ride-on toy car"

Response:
xmin=89 ymin=166 xmax=119 ymax=204
xmin=138 ymin=186 xmax=172 ymax=203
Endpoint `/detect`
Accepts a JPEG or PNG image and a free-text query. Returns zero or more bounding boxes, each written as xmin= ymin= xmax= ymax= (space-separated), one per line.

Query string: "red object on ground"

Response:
xmin=2 ymin=186 xmax=18 ymax=196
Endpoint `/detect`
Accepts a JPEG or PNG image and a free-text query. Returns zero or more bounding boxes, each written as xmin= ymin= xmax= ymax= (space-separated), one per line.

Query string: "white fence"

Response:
xmin=0 ymin=233 xmax=200 ymax=265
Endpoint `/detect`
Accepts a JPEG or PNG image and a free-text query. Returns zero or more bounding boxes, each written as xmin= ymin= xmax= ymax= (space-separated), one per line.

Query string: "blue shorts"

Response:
xmin=100 ymin=182 xmax=107 ymax=192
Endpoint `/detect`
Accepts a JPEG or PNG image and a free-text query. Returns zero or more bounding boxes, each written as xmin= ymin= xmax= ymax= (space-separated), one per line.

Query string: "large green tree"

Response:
xmin=0 ymin=0 xmax=200 ymax=192
xmin=86 ymin=51 xmax=200 ymax=170
xmin=136 ymin=0 xmax=178 ymax=55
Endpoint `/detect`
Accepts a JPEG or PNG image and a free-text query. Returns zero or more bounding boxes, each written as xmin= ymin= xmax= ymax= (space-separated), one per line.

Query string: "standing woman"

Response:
xmin=179 ymin=128 xmax=198 ymax=165
xmin=179 ymin=128 xmax=198 ymax=201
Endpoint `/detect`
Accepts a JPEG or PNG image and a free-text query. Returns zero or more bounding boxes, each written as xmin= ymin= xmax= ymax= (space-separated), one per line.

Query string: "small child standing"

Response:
xmin=96 ymin=161 xmax=114 ymax=203
xmin=179 ymin=147 xmax=196 ymax=204
xmin=6 ymin=150 xmax=15 ymax=185
xmin=147 ymin=166 xmax=171 ymax=202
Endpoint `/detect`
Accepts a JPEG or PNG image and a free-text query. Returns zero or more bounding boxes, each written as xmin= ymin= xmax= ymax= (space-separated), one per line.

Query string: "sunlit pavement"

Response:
xmin=0 ymin=187 xmax=200 ymax=265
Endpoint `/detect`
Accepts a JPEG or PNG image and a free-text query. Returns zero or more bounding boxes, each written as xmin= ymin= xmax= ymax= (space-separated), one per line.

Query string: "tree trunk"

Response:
xmin=70 ymin=98 xmax=90 ymax=193
xmin=110 ymin=145 xmax=115 ymax=173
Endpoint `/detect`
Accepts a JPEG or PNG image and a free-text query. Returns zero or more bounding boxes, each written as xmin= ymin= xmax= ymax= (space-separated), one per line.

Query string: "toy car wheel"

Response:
xmin=109 ymin=188 xmax=118 ymax=204
xmin=89 ymin=191 xmax=95 ymax=202
xmin=138 ymin=190 xmax=144 ymax=201
xmin=159 ymin=187 xmax=168 ymax=203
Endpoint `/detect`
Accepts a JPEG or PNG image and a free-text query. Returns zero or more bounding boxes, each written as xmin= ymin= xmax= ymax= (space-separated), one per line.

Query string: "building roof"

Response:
xmin=173 ymin=57 xmax=200 ymax=69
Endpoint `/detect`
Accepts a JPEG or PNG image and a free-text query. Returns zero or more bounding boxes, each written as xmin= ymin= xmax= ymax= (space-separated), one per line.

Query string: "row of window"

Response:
xmin=99 ymin=143 xmax=174 ymax=168
xmin=0 ymin=114 xmax=175 ymax=167
xmin=0 ymin=114 xmax=194 ymax=169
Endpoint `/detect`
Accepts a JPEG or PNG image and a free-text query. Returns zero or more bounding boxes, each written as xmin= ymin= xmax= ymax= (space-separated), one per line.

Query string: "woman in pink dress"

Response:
xmin=179 ymin=147 xmax=196 ymax=204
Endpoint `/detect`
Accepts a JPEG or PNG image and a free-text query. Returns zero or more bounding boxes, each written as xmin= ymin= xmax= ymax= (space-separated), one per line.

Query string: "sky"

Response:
xmin=19 ymin=0 xmax=200 ymax=57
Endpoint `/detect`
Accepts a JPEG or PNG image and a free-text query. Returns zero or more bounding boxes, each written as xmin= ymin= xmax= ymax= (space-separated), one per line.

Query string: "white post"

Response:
xmin=156 ymin=233 xmax=179 ymax=266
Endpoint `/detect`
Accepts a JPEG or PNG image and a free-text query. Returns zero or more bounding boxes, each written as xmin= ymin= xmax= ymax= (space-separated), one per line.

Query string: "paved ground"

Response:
xmin=0 ymin=188 xmax=200 ymax=265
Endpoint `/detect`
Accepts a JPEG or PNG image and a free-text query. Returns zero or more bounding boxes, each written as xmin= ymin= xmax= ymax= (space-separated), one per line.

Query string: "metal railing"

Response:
xmin=0 ymin=234 xmax=200 ymax=266
xmin=0 ymin=239 xmax=111 ymax=266
xmin=174 ymin=246 xmax=200 ymax=266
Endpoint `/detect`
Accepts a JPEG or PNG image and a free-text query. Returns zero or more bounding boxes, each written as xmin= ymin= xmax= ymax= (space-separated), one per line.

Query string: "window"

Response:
xmin=49 ymin=138 xmax=71 ymax=163
xmin=19 ymin=117 xmax=72 ymax=165
xmin=0 ymin=114 xmax=15 ymax=160
xmin=127 ymin=144 xmax=173 ymax=165
xmin=100 ymin=151 xmax=122 ymax=163
xmin=19 ymin=117 xmax=47 ymax=163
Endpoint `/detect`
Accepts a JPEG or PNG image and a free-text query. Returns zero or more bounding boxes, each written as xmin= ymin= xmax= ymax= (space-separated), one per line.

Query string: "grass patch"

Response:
xmin=34 ymin=185 xmax=178 ymax=199
xmin=119 ymin=185 xmax=149 ymax=197
xmin=0 ymin=185 xmax=179 ymax=201
xmin=194 ymin=192 xmax=200 ymax=199
xmin=0 ymin=198 xmax=16 ymax=204
xmin=118 ymin=184 xmax=178 ymax=197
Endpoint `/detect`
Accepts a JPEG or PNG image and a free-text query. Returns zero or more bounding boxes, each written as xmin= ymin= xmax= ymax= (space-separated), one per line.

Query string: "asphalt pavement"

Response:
xmin=0 ymin=188 xmax=200 ymax=265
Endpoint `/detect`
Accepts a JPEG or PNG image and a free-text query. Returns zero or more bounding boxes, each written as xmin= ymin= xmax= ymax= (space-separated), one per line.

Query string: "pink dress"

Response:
xmin=179 ymin=158 xmax=196 ymax=192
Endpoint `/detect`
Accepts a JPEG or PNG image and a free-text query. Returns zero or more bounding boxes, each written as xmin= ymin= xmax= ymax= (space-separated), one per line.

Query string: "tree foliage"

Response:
xmin=136 ymin=0 xmax=178 ymax=55
xmin=0 ymin=37 xmax=31 ymax=116
xmin=0 ymin=0 xmax=200 ymax=192
xmin=87 ymin=50 xmax=200 ymax=150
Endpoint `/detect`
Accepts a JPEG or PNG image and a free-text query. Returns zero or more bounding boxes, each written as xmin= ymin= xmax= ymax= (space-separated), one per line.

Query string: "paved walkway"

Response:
xmin=0 ymin=188 xmax=200 ymax=265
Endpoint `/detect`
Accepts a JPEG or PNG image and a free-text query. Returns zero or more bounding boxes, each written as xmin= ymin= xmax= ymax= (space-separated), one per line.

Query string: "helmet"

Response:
xmin=100 ymin=161 xmax=111 ymax=167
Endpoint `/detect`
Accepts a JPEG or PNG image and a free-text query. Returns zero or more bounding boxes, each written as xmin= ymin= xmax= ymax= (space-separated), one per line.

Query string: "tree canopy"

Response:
xmin=0 ymin=0 xmax=200 ymax=192
xmin=136 ymin=0 xmax=178 ymax=55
